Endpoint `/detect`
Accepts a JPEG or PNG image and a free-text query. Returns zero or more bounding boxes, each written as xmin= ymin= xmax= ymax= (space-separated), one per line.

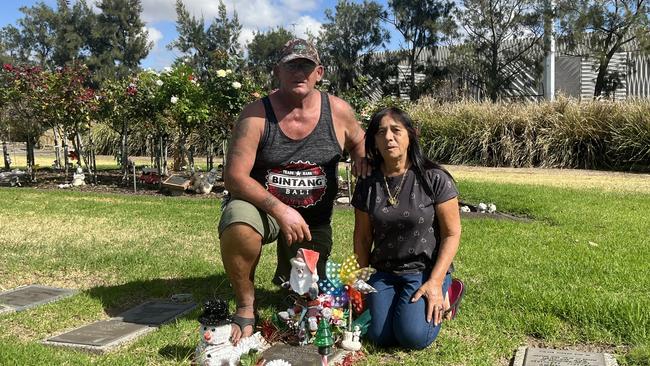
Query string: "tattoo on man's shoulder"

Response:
xmin=231 ymin=119 xmax=251 ymax=142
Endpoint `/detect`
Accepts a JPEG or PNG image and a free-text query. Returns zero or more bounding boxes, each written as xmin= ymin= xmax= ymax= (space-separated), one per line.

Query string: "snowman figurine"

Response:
xmin=194 ymin=299 xmax=233 ymax=366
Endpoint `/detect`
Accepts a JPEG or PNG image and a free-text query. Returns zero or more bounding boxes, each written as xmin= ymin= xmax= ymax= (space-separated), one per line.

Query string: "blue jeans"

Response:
xmin=366 ymin=270 xmax=452 ymax=350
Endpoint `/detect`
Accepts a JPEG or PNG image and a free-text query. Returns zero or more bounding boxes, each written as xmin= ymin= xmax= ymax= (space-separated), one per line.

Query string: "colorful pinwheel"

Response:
xmin=318 ymin=255 xmax=377 ymax=311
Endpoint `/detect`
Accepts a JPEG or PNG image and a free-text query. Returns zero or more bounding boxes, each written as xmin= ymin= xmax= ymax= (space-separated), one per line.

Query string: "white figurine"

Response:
xmin=194 ymin=299 xmax=267 ymax=366
xmin=340 ymin=325 xmax=362 ymax=351
xmin=72 ymin=166 xmax=86 ymax=186
xmin=286 ymin=248 xmax=320 ymax=299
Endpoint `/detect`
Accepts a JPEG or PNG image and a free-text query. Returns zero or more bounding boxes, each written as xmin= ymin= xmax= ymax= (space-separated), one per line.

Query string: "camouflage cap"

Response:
xmin=278 ymin=38 xmax=320 ymax=65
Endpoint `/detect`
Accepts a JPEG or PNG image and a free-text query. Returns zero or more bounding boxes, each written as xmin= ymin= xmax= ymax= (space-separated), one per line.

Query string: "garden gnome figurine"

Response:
xmin=194 ymin=299 xmax=233 ymax=366
xmin=72 ymin=166 xmax=85 ymax=186
xmin=287 ymin=248 xmax=320 ymax=299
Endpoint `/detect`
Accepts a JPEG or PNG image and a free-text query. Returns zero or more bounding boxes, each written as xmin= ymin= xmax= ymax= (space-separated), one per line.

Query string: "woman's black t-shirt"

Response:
xmin=351 ymin=167 xmax=458 ymax=274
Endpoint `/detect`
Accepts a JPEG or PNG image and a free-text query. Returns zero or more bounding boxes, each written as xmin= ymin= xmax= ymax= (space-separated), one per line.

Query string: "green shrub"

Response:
xmin=409 ymin=97 xmax=650 ymax=171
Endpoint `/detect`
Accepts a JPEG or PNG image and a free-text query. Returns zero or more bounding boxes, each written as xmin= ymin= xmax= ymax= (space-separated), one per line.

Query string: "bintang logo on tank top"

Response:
xmin=266 ymin=161 xmax=327 ymax=208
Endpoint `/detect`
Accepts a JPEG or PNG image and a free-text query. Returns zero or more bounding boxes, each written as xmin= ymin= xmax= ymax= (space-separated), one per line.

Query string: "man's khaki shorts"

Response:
xmin=218 ymin=198 xmax=333 ymax=285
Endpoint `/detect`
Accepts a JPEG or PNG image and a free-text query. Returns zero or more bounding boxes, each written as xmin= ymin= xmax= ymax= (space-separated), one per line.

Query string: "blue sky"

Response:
xmin=1 ymin=0 xmax=398 ymax=70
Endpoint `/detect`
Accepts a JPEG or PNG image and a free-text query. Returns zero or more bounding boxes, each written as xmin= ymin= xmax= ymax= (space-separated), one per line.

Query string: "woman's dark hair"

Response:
xmin=365 ymin=107 xmax=452 ymax=196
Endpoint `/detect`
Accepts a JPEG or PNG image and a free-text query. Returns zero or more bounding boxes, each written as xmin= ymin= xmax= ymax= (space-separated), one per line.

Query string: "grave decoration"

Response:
xmin=274 ymin=250 xmax=376 ymax=357
xmin=139 ymin=167 xmax=161 ymax=185
xmin=189 ymin=168 xmax=218 ymax=194
xmin=72 ymin=166 xmax=86 ymax=186
xmin=0 ymin=169 xmax=26 ymax=187
xmin=194 ymin=298 xmax=267 ymax=366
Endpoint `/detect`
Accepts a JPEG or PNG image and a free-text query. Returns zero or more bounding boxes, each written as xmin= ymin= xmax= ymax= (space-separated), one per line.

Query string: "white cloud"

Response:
xmin=239 ymin=28 xmax=256 ymax=49
xmin=145 ymin=26 xmax=164 ymax=49
xmin=280 ymin=0 xmax=320 ymax=12
xmin=139 ymin=0 xmax=316 ymax=30
xmin=292 ymin=15 xmax=322 ymax=39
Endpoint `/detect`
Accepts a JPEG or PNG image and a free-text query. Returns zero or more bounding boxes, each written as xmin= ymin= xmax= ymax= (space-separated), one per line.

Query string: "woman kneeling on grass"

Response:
xmin=351 ymin=107 xmax=463 ymax=350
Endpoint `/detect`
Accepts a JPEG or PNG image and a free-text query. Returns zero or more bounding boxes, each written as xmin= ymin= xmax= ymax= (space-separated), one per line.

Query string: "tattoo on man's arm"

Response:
xmin=261 ymin=195 xmax=278 ymax=211
xmin=231 ymin=119 xmax=251 ymax=142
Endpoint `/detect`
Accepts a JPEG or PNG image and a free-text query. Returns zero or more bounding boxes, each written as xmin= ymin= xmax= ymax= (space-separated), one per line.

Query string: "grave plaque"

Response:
xmin=261 ymin=344 xmax=349 ymax=366
xmin=47 ymin=319 xmax=150 ymax=347
xmin=0 ymin=285 xmax=76 ymax=312
xmin=162 ymin=175 xmax=190 ymax=190
xmin=118 ymin=300 xmax=197 ymax=325
xmin=513 ymin=347 xmax=618 ymax=366
xmin=43 ymin=300 xmax=196 ymax=353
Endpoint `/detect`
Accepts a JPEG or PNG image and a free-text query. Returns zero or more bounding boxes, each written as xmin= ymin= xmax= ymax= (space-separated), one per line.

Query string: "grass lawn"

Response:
xmin=0 ymin=171 xmax=649 ymax=365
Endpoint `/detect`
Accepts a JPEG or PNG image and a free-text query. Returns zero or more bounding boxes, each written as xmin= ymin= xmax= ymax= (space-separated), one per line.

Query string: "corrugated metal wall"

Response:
xmin=369 ymin=43 xmax=650 ymax=101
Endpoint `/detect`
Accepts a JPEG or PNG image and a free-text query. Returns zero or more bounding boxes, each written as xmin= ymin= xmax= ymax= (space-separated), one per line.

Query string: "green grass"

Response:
xmin=0 ymin=179 xmax=648 ymax=365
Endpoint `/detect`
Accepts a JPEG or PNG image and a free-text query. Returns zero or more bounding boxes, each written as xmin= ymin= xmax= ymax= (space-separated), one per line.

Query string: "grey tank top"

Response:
xmin=250 ymin=91 xmax=343 ymax=226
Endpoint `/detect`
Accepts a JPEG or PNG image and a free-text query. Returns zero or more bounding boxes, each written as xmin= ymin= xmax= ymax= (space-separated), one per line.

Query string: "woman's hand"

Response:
xmin=411 ymin=280 xmax=445 ymax=325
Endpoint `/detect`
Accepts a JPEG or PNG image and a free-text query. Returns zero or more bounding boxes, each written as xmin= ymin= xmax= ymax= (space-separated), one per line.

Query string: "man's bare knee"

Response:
xmin=220 ymin=223 xmax=263 ymax=257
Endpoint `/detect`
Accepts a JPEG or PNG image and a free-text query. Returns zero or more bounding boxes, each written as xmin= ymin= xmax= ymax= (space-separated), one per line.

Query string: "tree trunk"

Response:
xmin=163 ymin=135 xmax=168 ymax=176
xmin=63 ymin=133 xmax=70 ymax=179
xmin=593 ymin=54 xmax=614 ymax=98
xmin=222 ymin=140 xmax=228 ymax=167
xmin=86 ymin=131 xmax=97 ymax=184
xmin=175 ymin=132 xmax=188 ymax=171
xmin=188 ymin=145 xmax=195 ymax=173
xmin=121 ymin=120 xmax=128 ymax=182
xmin=26 ymin=136 xmax=35 ymax=181
xmin=2 ymin=141 xmax=10 ymax=170
xmin=207 ymin=139 xmax=213 ymax=171
xmin=409 ymin=50 xmax=417 ymax=101
xmin=53 ymin=128 xmax=62 ymax=170
xmin=75 ymin=129 xmax=92 ymax=177
xmin=157 ymin=133 xmax=163 ymax=190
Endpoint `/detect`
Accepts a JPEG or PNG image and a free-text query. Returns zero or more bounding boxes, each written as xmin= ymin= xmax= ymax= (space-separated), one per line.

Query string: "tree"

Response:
xmin=168 ymin=0 xmax=242 ymax=78
xmin=246 ymin=27 xmax=294 ymax=88
xmin=0 ymin=25 xmax=29 ymax=64
xmin=52 ymin=0 xmax=94 ymax=66
xmin=157 ymin=64 xmax=209 ymax=171
xmin=558 ymin=0 xmax=650 ymax=98
xmin=88 ymin=0 xmax=152 ymax=84
xmin=1 ymin=64 xmax=51 ymax=180
xmin=47 ymin=63 xmax=99 ymax=179
xmin=205 ymin=0 xmax=242 ymax=65
xmin=453 ymin=0 xmax=545 ymax=102
xmin=0 ymin=2 xmax=58 ymax=68
xmin=318 ymin=0 xmax=390 ymax=93
xmin=387 ymin=0 xmax=456 ymax=100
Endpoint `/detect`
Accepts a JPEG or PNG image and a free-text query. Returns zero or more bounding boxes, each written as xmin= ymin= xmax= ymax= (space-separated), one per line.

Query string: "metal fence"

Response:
xmin=369 ymin=42 xmax=650 ymax=102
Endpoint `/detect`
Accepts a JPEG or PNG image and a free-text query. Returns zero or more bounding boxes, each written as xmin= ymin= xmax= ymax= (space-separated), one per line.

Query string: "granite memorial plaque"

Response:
xmin=261 ymin=344 xmax=349 ymax=366
xmin=43 ymin=300 xmax=196 ymax=352
xmin=162 ymin=175 xmax=190 ymax=190
xmin=118 ymin=300 xmax=197 ymax=325
xmin=46 ymin=319 xmax=150 ymax=347
xmin=513 ymin=347 xmax=618 ymax=366
xmin=0 ymin=285 xmax=76 ymax=313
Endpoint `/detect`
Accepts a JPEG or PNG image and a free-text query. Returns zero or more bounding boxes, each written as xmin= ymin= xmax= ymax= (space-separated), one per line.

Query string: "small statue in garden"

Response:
xmin=72 ymin=166 xmax=85 ymax=186
xmin=189 ymin=168 xmax=218 ymax=194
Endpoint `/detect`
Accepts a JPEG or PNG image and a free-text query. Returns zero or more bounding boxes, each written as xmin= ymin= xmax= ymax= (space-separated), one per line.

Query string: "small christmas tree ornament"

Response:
xmin=314 ymin=318 xmax=334 ymax=366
